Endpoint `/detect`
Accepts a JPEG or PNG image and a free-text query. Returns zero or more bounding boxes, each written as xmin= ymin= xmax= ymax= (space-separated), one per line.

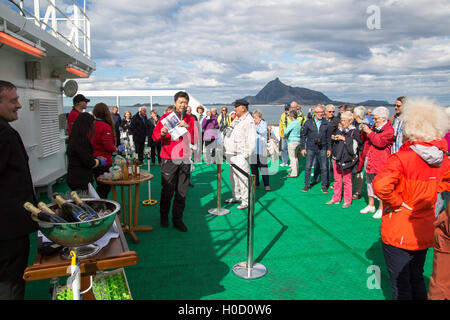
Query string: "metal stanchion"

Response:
xmin=232 ymin=174 xmax=267 ymax=279
xmin=142 ymin=147 xmax=157 ymax=206
xmin=208 ymin=149 xmax=230 ymax=216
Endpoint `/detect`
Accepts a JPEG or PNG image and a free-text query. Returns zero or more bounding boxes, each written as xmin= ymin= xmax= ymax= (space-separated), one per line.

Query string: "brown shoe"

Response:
xmin=264 ymin=186 xmax=272 ymax=191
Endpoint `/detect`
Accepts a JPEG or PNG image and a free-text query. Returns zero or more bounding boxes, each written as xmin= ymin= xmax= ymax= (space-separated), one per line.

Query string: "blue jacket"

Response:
xmin=284 ymin=119 xmax=301 ymax=143
xmin=300 ymin=117 xmax=332 ymax=151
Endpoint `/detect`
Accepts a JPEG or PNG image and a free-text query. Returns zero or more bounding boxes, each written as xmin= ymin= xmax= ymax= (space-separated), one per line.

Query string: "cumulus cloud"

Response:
xmin=77 ymin=0 xmax=450 ymax=104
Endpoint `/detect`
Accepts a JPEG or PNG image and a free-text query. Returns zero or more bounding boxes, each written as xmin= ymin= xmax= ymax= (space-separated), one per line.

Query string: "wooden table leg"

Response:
xmin=111 ymin=186 xmax=118 ymax=202
xmin=133 ymin=184 xmax=140 ymax=228
xmin=132 ymin=183 xmax=154 ymax=232
xmin=128 ymin=185 xmax=139 ymax=243
xmin=121 ymin=186 xmax=127 ymax=228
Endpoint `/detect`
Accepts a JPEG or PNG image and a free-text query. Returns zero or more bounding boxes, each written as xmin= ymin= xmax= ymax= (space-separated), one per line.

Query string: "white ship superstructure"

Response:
xmin=0 ymin=0 xmax=95 ymax=196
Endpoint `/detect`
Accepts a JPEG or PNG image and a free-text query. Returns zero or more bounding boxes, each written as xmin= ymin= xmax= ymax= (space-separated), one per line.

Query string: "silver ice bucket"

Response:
xmin=38 ymin=199 xmax=120 ymax=259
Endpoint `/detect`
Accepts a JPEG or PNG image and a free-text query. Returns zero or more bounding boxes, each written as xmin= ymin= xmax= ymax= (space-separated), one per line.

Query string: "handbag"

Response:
xmin=338 ymin=129 xmax=359 ymax=171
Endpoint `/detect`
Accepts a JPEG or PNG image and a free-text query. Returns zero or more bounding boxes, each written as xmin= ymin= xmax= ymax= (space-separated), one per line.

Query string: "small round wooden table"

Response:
xmin=97 ymin=171 xmax=154 ymax=243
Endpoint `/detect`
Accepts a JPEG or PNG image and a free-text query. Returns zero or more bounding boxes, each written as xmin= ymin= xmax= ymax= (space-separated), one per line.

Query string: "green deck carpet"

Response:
xmin=25 ymin=159 xmax=434 ymax=300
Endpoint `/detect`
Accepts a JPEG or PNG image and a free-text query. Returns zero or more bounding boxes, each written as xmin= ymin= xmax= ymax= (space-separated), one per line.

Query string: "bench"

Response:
xmin=34 ymin=168 xmax=67 ymax=199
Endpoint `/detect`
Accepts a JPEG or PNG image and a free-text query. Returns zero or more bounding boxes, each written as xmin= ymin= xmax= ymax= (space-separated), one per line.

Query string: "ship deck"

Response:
xmin=25 ymin=159 xmax=434 ymax=300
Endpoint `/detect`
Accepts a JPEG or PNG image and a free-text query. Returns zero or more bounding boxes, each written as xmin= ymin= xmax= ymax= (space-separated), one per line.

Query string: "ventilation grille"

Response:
xmin=35 ymin=99 xmax=62 ymax=158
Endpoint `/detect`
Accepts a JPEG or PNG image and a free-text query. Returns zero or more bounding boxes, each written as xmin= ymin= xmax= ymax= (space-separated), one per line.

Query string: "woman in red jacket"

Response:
xmin=358 ymin=106 xmax=394 ymax=219
xmin=373 ymin=97 xmax=450 ymax=300
xmin=91 ymin=103 xmax=121 ymax=198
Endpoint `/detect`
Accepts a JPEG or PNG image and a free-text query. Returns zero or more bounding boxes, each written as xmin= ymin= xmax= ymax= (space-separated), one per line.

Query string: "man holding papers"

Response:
xmin=152 ymin=91 xmax=197 ymax=232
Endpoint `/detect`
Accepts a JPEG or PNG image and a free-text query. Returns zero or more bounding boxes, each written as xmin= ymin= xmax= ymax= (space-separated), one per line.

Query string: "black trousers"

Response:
xmin=0 ymin=235 xmax=30 ymax=300
xmin=134 ymin=137 xmax=146 ymax=163
xmin=382 ymin=242 xmax=428 ymax=300
xmin=250 ymin=154 xmax=269 ymax=187
xmin=160 ymin=159 xmax=191 ymax=223
xmin=150 ymin=143 xmax=161 ymax=164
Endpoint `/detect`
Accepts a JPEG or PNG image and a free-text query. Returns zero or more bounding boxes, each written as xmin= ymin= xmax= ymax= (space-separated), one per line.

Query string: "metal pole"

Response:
xmin=232 ymin=174 xmax=267 ymax=279
xmin=208 ymin=149 xmax=230 ymax=216
xmin=246 ymin=174 xmax=256 ymax=268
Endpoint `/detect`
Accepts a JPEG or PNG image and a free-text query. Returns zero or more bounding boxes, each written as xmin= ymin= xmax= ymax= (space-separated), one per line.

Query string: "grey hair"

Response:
xmin=402 ymin=97 xmax=449 ymax=142
xmin=341 ymin=111 xmax=354 ymax=121
xmin=253 ymin=109 xmax=262 ymax=118
xmin=353 ymin=106 xmax=366 ymax=120
xmin=314 ymin=104 xmax=325 ymax=112
xmin=325 ymin=104 xmax=335 ymax=111
xmin=372 ymin=106 xmax=390 ymax=120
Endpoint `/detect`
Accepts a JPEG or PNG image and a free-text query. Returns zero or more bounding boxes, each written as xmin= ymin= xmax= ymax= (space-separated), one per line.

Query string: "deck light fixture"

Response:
xmin=0 ymin=31 xmax=45 ymax=58
xmin=66 ymin=64 xmax=89 ymax=78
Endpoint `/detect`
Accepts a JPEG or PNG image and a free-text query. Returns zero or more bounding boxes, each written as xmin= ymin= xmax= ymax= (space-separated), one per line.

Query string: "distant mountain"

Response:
xmin=355 ymin=100 xmax=391 ymax=107
xmin=243 ymin=78 xmax=333 ymax=105
xmin=242 ymin=78 xmax=391 ymax=106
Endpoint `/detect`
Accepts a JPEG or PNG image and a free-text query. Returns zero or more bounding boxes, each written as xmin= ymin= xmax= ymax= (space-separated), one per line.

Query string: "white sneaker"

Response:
xmin=372 ymin=209 xmax=383 ymax=219
xmin=360 ymin=205 xmax=376 ymax=214
xmin=237 ymin=203 xmax=248 ymax=210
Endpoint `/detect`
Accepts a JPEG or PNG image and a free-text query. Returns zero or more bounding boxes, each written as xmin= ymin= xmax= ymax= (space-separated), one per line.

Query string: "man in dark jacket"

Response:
xmin=111 ymin=106 xmax=122 ymax=147
xmin=130 ymin=106 xmax=149 ymax=164
xmin=0 ymin=81 xmax=38 ymax=299
xmin=300 ymin=104 xmax=332 ymax=193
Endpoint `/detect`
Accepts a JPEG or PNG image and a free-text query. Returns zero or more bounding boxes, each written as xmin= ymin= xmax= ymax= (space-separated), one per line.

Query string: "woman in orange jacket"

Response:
xmin=373 ymin=97 xmax=450 ymax=300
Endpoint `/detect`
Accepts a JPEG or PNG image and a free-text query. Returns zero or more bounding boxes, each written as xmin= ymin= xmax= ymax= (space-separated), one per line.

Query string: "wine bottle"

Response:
xmin=128 ymin=155 xmax=133 ymax=179
xmin=24 ymin=202 xmax=68 ymax=223
xmin=52 ymin=193 xmax=93 ymax=222
xmin=70 ymin=191 xmax=100 ymax=219
xmin=133 ymin=152 xmax=140 ymax=178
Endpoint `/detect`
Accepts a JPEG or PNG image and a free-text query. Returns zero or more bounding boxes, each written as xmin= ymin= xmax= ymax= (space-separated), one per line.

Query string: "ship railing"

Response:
xmin=7 ymin=0 xmax=91 ymax=58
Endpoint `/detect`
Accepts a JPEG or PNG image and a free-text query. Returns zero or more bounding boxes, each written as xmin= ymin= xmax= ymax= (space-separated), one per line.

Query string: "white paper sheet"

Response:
xmin=161 ymin=112 xmax=187 ymax=141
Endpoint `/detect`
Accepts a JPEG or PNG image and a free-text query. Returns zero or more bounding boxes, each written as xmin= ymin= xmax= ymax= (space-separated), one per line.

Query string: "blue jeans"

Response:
xmin=305 ymin=149 xmax=328 ymax=188
xmin=281 ymin=138 xmax=289 ymax=164
xmin=313 ymin=154 xmax=332 ymax=187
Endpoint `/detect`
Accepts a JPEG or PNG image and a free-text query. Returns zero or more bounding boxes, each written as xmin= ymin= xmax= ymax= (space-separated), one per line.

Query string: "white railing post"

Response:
xmin=72 ymin=3 xmax=79 ymax=51
xmin=33 ymin=0 xmax=41 ymax=27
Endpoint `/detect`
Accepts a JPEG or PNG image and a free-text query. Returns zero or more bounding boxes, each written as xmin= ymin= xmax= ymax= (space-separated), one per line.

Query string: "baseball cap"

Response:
xmin=73 ymin=94 xmax=90 ymax=105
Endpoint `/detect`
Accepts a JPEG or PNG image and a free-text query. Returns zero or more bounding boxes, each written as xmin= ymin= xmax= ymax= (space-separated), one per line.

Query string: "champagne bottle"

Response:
xmin=24 ymin=202 xmax=68 ymax=223
xmin=37 ymin=202 xmax=57 ymax=215
xmin=52 ymin=193 xmax=93 ymax=222
xmin=37 ymin=201 xmax=71 ymax=222
xmin=70 ymin=191 xmax=100 ymax=219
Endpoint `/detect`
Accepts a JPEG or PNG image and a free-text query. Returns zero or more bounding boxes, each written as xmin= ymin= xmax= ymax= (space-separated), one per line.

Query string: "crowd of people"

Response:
xmin=64 ymin=91 xmax=450 ymax=301
xmin=1 ymin=78 xmax=449 ymax=300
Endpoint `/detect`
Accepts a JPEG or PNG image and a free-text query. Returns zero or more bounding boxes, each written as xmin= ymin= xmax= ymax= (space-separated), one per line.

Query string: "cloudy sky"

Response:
xmin=77 ymin=0 xmax=450 ymax=105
